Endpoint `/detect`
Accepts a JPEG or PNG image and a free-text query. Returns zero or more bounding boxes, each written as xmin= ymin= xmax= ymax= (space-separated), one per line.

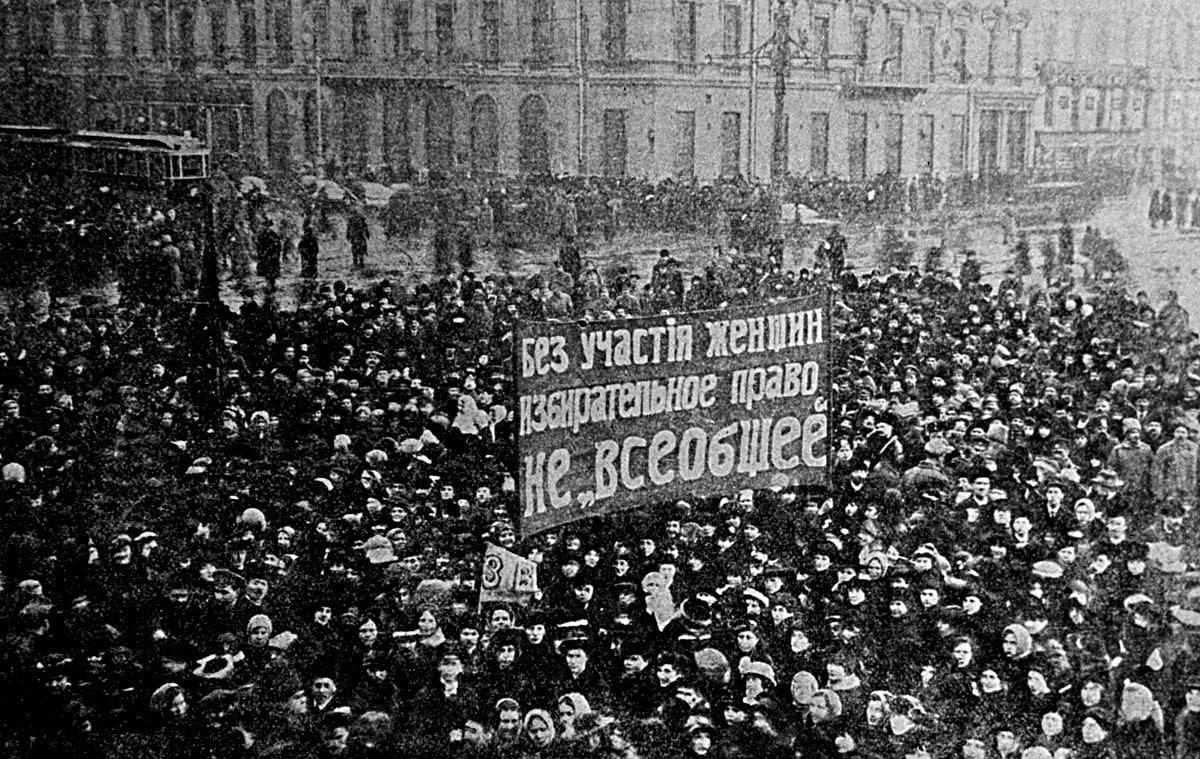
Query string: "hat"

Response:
xmin=1122 ymin=418 xmax=1143 ymax=432
xmin=247 ymin=614 xmax=273 ymax=635
xmin=1032 ymin=561 xmax=1064 ymax=579
xmin=742 ymin=588 xmax=770 ymax=608
xmin=742 ymin=661 xmax=777 ymax=687
xmin=363 ymin=535 xmax=398 ymax=565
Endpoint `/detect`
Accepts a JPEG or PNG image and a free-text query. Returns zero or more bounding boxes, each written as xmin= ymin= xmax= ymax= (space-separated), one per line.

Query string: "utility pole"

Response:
xmin=770 ymin=0 xmax=791 ymax=184
xmin=747 ymin=0 xmax=757 ymax=181
xmin=576 ymin=0 xmax=587 ymax=174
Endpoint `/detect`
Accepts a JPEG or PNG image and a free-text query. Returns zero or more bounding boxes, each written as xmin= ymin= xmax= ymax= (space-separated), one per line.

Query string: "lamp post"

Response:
xmin=302 ymin=31 xmax=324 ymax=173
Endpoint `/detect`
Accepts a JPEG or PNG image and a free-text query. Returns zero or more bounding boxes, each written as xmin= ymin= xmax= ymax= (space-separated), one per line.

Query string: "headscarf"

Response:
xmin=522 ymin=708 xmax=557 ymax=747
xmin=1003 ymin=623 xmax=1033 ymax=659
xmin=557 ymin=693 xmax=593 ymax=740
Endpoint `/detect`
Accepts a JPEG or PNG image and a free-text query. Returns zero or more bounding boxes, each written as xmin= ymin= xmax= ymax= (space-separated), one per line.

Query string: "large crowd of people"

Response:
xmin=3 ymin=172 xmax=1200 ymax=759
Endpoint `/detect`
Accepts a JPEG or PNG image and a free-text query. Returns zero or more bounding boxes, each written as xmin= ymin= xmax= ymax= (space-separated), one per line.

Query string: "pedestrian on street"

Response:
xmin=255 ymin=220 xmax=282 ymax=293
xmin=347 ymin=206 xmax=370 ymax=269
xmin=299 ymin=219 xmax=320 ymax=280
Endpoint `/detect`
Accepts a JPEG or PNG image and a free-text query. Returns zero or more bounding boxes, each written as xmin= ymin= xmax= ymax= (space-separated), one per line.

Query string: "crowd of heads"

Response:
xmin=4 ymin=176 xmax=1200 ymax=759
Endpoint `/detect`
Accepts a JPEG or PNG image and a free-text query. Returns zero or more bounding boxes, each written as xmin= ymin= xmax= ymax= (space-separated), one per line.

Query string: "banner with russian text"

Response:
xmin=515 ymin=296 xmax=828 ymax=537
xmin=479 ymin=543 xmax=540 ymax=605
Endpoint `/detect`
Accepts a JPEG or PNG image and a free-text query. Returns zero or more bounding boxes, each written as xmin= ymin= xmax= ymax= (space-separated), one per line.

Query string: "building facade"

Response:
xmin=0 ymin=0 xmax=1185 ymax=183
xmin=1020 ymin=1 xmax=1200 ymax=184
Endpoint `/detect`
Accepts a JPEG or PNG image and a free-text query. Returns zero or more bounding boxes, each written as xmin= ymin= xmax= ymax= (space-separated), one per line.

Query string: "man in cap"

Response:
xmin=1108 ymin=417 xmax=1153 ymax=505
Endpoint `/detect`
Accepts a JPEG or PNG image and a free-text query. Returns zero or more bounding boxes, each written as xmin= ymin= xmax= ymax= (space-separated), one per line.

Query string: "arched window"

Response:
xmin=425 ymin=95 xmax=454 ymax=173
xmin=470 ymin=95 xmax=498 ymax=174
xmin=383 ymin=87 xmax=410 ymax=178
xmin=518 ymin=94 xmax=549 ymax=175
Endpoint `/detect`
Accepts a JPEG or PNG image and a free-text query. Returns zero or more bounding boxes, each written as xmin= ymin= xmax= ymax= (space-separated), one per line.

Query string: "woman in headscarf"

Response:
xmin=518 ymin=708 xmax=563 ymax=759
xmin=556 ymin=692 xmax=593 ymax=742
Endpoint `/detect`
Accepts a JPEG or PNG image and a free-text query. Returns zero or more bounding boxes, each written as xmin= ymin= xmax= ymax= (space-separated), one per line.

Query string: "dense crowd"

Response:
xmin=5 ymin=176 xmax=1200 ymax=759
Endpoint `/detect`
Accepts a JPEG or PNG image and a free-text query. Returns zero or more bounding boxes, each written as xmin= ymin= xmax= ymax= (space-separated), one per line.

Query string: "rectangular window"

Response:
xmin=274 ymin=0 xmax=292 ymax=63
xmin=604 ymin=0 xmax=626 ymax=61
xmin=1045 ymin=13 xmax=1058 ymax=61
xmin=149 ymin=6 xmax=166 ymax=56
xmin=1070 ymin=87 xmax=1080 ymax=129
xmin=479 ymin=0 xmax=498 ymax=63
xmin=979 ymin=109 xmax=1001 ymax=174
xmin=61 ymin=8 xmax=79 ymax=54
xmin=176 ymin=6 xmax=195 ymax=59
xmin=950 ymin=114 xmax=965 ymax=172
xmin=674 ymin=110 xmax=695 ymax=178
xmin=954 ymin=28 xmax=966 ymax=83
xmin=920 ymin=26 xmax=935 ymax=82
xmin=311 ymin=0 xmax=328 ymax=55
xmin=675 ymin=0 xmax=697 ymax=72
xmin=123 ymin=8 xmax=138 ymax=56
xmin=1007 ymin=110 xmax=1027 ymax=171
xmin=602 ymin=109 xmax=627 ymax=177
xmin=885 ymin=113 xmax=903 ymax=175
xmin=531 ymin=0 xmax=552 ymax=64
xmin=240 ymin=4 xmax=257 ymax=61
xmin=209 ymin=2 xmax=226 ymax=57
xmin=435 ymin=2 xmax=453 ymax=57
xmin=92 ymin=5 xmax=108 ymax=56
xmin=350 ymin=6 xmax=368 ymax=57
xmin=887 ymin=22 xmax=904 ymax=81
xmin=918 ymin=114 xmax=934 ymax=174
xmin=722 ymin=5 xmax=741 ymax=64
xmin=812 ymin=16 xmax=829 ymax=70
xmin=1114 ymin=88 xmax=1127 ymax=130
xmin=809 ymin=112 xmax=829 ymax=175
xmin=854 ymin=18 xmax=868 ymax=72
xmin=1011 ymin=29 xmax=1022 ymax=79
xmin=848 ymin=112 xmax=867 ymax=180
xmin=1044 ymin=90 xmax=1055 ymax=128
xmin=720 ymin=111 xmax=741 ymax=178
xmin=986 ymin=28 xmax=997 ymax=82
xmin=1096 ymin=89 xmax=1107 ymax=129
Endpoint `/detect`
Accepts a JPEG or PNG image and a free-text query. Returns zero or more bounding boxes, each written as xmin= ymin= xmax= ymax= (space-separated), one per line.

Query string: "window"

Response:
xmin=396 ymin=2 xmax=415 ymax=58
xmin=603 ymin=0 xmax=626 ymax=61
xmin=953 ymin=28 xmax=966 ymax=82
xmin=177 ymin=5 xmax=194 ymax=59
xmin=1011 ymin=30 xmax=1021 ymax=79
xmin=885 ymin=113 xmax=903 ymax=175
xmin=674 ymin=111 xmax=695 ymax=178
xmin=1096 ymin=89 xmax=1106 ymax=129
xmin=853 ymin=18 xmax=868 ymax=71
xmin=435 ymin=2 xmax=453 ymax=58
xmin=470 ymin=96 xmax=498 ymax=173
xmin=918 ymin=114 xmax=934 ymax=174
xmin=273 ymin=0 xmax=292 ymax=63
xmin=350 ymin=6 xmax=368 ymax=57
xmin=986 ymin=28 xmax=997 ymax=82
xmin=1007 ymin=110 xmax=1027 ymax=171
xmin=950 ymin=114 xmax=965 ymax=172
xmin=240 ymin=4 xmax=257 ymax=61
xmin=91 ymin=3 xmax=109 ymax=56
xmin=311 ymin=0 xmax=328 ymax=55
xmin=675 ymin=0 xmax=697 ymax=72
xmin=123 ymin=6 xmax=138 ymax=56
xmin=848 ymin=112 xmax=867 ymax=180
xmin=149 ymin=5 xmax=166 ymax=56
xmin=479 ymin=0 xmax=498 ymax=63
xmin=1044 ymin=12 xmax=1058 ymax=61
xmin=809 ymin=112 xmax=829 ymax=175
xmin=61 ymin=6 xmax=80 ymax=55
xmin=1044 ymin=90 xmax=1054 ymax=128
xmin=979 ymin=109 xmax=1001 ymax=174
xmin=1114 ymin=88 xmax=1127 ymax=130
xmin=812 ymin=16 xmax=829 ymax=70
xmin=920 ymin=26 xmax=934 ymax=82
xmin=531 ymin=0 xmax=552 ymax=64
xmin=720 ymin=111 xmax=741 ymax=178
xmin=887 ymin=22 xmax=904 ymax=80
xmin=722 ymin=5 xmax=741 ymax=64
xmin=602 ymin=109 xmax=627 ymax=177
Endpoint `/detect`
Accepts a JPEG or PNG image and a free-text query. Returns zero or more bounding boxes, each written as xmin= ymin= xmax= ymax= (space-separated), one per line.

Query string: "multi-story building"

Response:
xmin=1021 ymin=1 xmax=1200 ymax=184
xmin=0 ymin=0 xmax=1132 ymax=184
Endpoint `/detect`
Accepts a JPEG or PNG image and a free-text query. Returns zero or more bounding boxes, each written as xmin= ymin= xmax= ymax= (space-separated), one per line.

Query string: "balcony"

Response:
xmin=839 ymin=68 xmax=927 ymax=100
